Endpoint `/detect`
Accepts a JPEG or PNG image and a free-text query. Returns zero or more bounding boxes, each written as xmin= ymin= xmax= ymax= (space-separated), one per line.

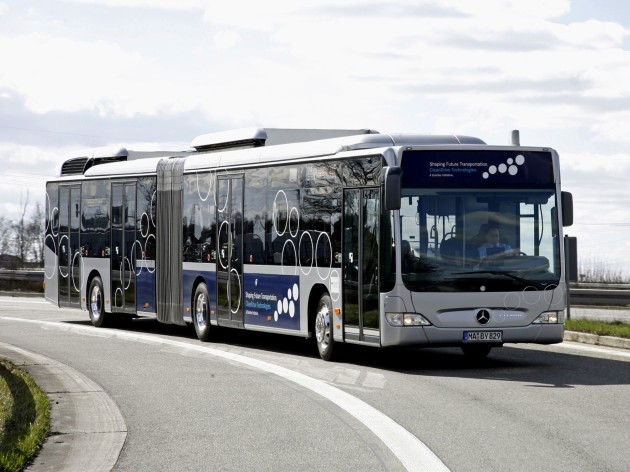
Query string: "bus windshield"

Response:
xmin=400 ymin=151 xmax=560 ymax=292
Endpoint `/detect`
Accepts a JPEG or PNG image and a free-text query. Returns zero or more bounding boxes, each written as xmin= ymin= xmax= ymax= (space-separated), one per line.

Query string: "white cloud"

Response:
xmin=439 ymin=0 xmax=571 ymax=19
xmin=557 ymin=19 xmax=628 ymax=48
xmin=2 ymin=2 xmax=628 ymax=142
xmin=66 ymin=0 xmax=207 ymax=10
xmin=0 ymin=2 xmax=7 ymax=15
xmin=0 ymin=33 xmax=198 ymax=117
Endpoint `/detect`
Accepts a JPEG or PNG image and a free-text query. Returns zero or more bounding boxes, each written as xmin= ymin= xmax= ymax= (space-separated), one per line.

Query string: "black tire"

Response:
xmin=193 ymin=283 xmax=213 ymax=342
xmin=314 ymin=293 xmax=335 ymax=361
xmin=461 ymin=344 xmax=492 ymax=358
xmin=88 ymin=276 xmax=108 ymax=327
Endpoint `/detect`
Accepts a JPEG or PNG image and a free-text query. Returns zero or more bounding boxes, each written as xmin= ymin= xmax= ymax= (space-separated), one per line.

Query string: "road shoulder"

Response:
xmin=564 ymin=331 xmax=630 ymax=350
xmin=0 ymin=342 xmax=126 ymax=472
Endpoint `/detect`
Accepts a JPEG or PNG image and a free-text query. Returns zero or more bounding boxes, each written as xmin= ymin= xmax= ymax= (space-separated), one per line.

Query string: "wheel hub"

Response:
xmin=195 ymin=294 xmax=207 ymax=330
xmin=315 ymin=309 xmax=330 ymax=344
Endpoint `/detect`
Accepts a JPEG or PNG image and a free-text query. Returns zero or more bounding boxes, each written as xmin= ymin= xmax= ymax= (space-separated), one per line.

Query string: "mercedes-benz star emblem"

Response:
xmin=476 ymin=310 xmax=490 ymax=325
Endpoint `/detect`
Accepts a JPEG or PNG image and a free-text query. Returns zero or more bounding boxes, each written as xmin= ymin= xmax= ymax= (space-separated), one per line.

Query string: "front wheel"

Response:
xmin=88 ymin=276 xmax=108 ymax=327
xmin=314 ymin=293 xmax=335 ymax=361
xmin=193 ymin=283 xmax=213 ymax=342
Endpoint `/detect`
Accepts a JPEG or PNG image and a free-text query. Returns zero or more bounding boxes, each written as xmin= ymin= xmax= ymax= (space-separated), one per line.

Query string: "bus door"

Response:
xmin=58 ymin=185 xmax=81 ymax=308
xmin=111 ymin=182 xmax=136 ymax=314
xmin=343 ymin=187 xmax=381 ymax=344
xmin=216 ymin=175 xmax=244 ymax=327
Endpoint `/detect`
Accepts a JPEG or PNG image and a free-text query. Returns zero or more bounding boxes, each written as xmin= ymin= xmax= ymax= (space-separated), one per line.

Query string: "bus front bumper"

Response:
xmin=380 ymin=323 xmax=565 ymax=348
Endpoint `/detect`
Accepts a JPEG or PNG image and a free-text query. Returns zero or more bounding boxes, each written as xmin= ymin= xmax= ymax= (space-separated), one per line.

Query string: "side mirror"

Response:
xmin=561 ymin=191 xmax=573 ymax=227
xmin=383 ymin=166 xmax=402 ymax=210
xmin=564 ymin=236 xmax=578 ymax=282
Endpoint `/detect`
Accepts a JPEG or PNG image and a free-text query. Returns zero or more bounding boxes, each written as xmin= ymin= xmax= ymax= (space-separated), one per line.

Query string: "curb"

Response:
xmin=0 ymin=342 xmax=126 ymax=472
xmin=564 ymin=331 xmax=630 ymax=350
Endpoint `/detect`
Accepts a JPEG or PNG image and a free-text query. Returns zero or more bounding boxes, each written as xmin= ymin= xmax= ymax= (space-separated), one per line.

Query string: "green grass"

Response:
xmin=566 ymin=319 xmax=630 ymax=339
xmin=0 ymin=359 xmax=51 ymax=472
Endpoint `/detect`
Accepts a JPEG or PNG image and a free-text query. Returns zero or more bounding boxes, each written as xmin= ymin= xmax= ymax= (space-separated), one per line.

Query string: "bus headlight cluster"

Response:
xmin=532 ymin=311 xmax=562 ymax=324
xmin=386 ymin=313 xmax=431 ymax=327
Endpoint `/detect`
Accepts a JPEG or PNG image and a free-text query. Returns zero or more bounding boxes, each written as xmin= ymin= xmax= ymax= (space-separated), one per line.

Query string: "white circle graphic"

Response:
xmin=273 ymin=190 xmax=289 ymax=236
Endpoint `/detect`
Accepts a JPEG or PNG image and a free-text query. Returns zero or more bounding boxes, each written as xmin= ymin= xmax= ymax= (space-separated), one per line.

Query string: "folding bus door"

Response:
xmin=343 ymin=188 xmax=381 ymax=343
xmin=111 ymin=182 xmax=137 ymax=314
xmin=216 ymin=175 xmax=244 ymax=327
xmin=58 ymin=185 xmax=81 ymax=308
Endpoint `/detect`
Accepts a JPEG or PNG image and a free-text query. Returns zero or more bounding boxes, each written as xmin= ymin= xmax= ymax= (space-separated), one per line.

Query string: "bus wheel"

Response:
xmin=193 ymin=283 xmax=212 ymax=342
xmin=88 ymin=276 xmax=108 ymax=327
xmin=461 ymin=344 xmax=492 ymax=358
xmin=314 ymin=293 xmax=335 ymax=361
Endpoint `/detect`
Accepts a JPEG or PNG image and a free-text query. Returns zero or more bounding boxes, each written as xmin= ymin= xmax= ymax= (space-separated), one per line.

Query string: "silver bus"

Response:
xmin=44 ymin=128 xmax=573 ymax=360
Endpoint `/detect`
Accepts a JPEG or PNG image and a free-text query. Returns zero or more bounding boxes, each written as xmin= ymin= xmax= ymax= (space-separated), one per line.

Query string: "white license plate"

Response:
xmin=463 ymin=331 xmax=502 ymax=342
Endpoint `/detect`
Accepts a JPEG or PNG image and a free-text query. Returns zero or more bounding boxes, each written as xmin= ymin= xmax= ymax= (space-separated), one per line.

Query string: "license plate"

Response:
xmin=463 ymin=331 xmax=502 ymax=343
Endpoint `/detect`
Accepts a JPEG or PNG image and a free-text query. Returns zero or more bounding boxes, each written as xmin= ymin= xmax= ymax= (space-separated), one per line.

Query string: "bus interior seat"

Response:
xmin=439 ymin=236 xmax=463 ymax=265
xmin=243 ymin=234 xmax=265 ymax=264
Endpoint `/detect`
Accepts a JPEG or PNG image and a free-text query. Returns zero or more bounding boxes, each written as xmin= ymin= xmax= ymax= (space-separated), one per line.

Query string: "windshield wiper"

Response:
xmin=417 ymin=279 xmax=461 ymax=290
xmin=453 ymin=270 xmax=549 ymax=289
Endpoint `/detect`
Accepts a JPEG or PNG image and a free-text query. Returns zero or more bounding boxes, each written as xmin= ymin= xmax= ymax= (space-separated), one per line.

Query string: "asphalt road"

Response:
xmin=1 ymin=296 xmax=629 ymax=472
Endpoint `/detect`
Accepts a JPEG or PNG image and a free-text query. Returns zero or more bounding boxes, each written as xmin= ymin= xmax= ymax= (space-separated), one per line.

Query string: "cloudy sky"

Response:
xmin=1 ymin=0 xmax=629 ymax=276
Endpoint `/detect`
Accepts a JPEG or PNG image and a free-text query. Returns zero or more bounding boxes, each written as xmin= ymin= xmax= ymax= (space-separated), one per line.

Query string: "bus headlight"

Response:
xmin=533 ymin=311 xmax=562 ymax=324
xmin=386 ymin=313 xmax=431 ymax=327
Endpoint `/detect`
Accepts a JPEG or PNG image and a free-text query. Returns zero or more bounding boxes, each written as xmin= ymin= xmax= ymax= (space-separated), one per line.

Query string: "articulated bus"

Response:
xmin=44 ymin=128 xmax=573 ymax=360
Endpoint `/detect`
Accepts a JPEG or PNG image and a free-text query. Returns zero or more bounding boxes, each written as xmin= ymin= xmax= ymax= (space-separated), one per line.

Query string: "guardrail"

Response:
xmin=2 ymin=270 xmax=630 ymax=306
xmin=0 ymin=269 xmax=44 ymax=282
xmin=569 ymin=286 xmax=630 ymax=306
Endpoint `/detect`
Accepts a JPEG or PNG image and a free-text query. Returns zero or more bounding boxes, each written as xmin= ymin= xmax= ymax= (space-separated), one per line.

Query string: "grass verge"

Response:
xmin=0 ymin=359 xmax=51 ymax=472
xmin=566 ymin=319 xmax=630 ymax=339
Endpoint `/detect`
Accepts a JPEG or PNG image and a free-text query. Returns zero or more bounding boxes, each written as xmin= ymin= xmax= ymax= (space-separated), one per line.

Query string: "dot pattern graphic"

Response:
xmin=274 ymin=283 xmax=299 ymax=322
xmin=483 ymin=154 xmax=526 ymax=180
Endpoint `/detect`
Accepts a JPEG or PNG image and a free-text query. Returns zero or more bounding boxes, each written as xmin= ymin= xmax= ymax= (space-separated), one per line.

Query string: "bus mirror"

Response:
xmin=561 ymin=191 xmax=573 ymax=227
xmin=383 ymin=166 xmax=402 ymax=210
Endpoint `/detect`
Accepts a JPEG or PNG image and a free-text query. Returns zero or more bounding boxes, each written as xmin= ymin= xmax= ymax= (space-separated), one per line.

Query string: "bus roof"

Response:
xmin=57 ymin=128 xmax=486 ymax=179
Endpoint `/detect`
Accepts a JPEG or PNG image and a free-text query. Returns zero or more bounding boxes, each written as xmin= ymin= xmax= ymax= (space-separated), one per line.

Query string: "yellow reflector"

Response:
xmin=335 ymin=324 xmax=341 ymax=329
xmin=334 ymin=308 xmax=341 ymax=315
xmin=145 ymin=303 xmax=150 ymax=308
xmin=186 ymin=307 xmax=191 ymax=312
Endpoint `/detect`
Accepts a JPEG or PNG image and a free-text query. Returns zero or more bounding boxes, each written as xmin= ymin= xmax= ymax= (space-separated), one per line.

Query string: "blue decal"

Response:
xmin=136 ymin=267 xmax=156 ymax=313
xmin=402 ymin=150 xmax=554 ymax=188
xmin=244 ymin=274 xmax=300 ymax=330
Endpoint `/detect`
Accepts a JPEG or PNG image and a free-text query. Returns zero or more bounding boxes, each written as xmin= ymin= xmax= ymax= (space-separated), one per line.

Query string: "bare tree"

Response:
xmin=0 ymin=216 xmax=12 ymax=256
xmin=12 ymin=190 xmax=32 ymax=265
xmin=27 ymin=202 xmax=45 ymax=267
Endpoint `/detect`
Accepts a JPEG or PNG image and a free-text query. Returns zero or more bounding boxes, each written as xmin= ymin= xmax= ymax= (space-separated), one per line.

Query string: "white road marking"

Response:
xmin=0 ymin=298 xmax=48 ymax=304
xmin=553 ymin=341 xmax=630 ymax=359
xmin=0 ymin=316 xmax=449 ymax=472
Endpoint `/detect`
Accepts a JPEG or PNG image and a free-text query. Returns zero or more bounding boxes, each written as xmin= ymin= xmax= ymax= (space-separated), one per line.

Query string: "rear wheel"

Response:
xmin=314 ymin=293 xmax=335 ymax=361
xmin=193 ymin=283 xmax=213 ymax=342
xmin=88 ymin=276 xmax=108 ymax=327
